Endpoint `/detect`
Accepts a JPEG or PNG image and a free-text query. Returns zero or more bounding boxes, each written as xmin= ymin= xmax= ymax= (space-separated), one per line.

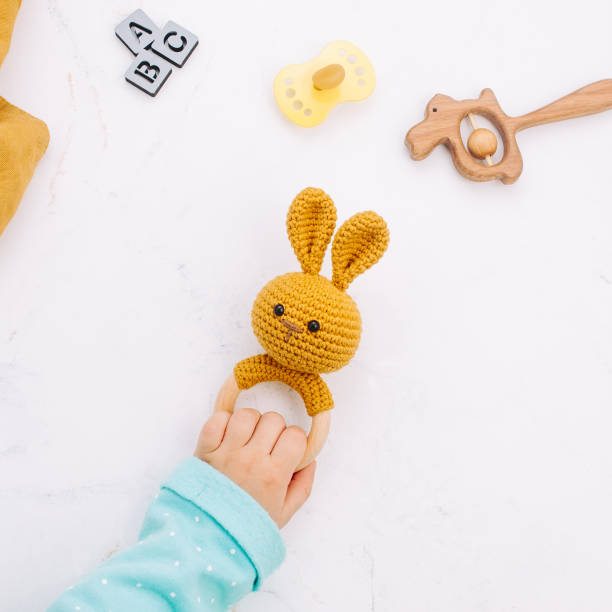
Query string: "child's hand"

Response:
xmin=194 ymin=409 xmax=316 ymax=528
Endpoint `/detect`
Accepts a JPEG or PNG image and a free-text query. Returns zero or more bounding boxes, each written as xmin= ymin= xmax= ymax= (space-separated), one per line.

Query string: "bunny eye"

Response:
xmin=273 ymin=304 xmax=285 ymax=317
xmin=307 ymin=320 xmax=320 ymax=333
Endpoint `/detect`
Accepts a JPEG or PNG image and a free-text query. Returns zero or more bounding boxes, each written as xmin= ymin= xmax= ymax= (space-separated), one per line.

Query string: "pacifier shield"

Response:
xmin=274 ymin=41 xmax=375 ymax=127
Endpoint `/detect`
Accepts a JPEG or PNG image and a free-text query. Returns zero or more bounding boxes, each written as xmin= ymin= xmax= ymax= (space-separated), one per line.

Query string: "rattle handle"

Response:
xmin=513 ymin=79 xmax=612 ymax=132
xmin=214 ymin=374 xmax=331 ymax=471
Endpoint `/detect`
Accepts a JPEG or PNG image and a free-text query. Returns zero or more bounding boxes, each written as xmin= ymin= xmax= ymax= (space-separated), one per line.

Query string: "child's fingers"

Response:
xmin=194 ymin=411 xmax=231 ymax=456
xmin=271 ymin=425 xmax=307 ymax=470
xmin=221 ymin=408 xmax=261 ymax=449
xmin=279 ymin=461 xmax=316 ymax=528
xmin=247 ymin=412 xmax=286 ymax=453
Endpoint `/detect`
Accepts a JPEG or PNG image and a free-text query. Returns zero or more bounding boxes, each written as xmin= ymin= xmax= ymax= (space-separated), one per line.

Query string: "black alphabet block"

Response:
xmin=125 ymin=50 xmax=173 ymax=97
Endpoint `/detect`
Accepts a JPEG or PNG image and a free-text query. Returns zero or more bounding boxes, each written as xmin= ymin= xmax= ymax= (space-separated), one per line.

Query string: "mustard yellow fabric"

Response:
xmin=235 ymin=187 xmax=389 ymax=416
xmin=0 ymin=0 xmax=50 ymax=237
xmin=0 ymin=0 xmax=21 ymax=64
xmin=252 ymin=272 xmax=362 ymax=375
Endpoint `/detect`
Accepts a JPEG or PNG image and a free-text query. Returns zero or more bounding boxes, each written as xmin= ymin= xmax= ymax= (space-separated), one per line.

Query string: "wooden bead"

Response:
xmin=312 ymin=64 xmax=345 ymax=90
xmin=467 ymin=128 xmax=498 ymax=159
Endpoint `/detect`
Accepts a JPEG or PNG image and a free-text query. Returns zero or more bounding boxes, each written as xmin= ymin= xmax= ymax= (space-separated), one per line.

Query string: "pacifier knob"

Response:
xmin=312 ymin=64 xmax=346 ymax=90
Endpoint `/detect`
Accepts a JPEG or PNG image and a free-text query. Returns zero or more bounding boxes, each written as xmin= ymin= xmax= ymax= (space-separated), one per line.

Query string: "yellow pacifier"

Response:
xmin=274 ymin=41 xmax=375 ymax=127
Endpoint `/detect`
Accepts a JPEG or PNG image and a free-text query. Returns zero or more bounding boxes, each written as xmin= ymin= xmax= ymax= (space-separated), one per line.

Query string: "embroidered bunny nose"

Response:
xmin=281 ymin=318 xmax=303 ymax=342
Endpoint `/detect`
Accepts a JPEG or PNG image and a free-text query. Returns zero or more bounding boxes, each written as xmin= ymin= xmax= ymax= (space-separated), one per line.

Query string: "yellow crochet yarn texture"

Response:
xmin=234 ymin=187 xmax=389 ymax=416
xmin=0 ymin=0 xmax=50 ymax=237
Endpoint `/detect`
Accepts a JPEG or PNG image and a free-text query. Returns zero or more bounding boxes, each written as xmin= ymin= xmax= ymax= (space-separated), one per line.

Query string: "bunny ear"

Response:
xmin=287 ymin=187 xmax=337 ymax=275
xmin=331 ymin=211 xmax=389 ymax=291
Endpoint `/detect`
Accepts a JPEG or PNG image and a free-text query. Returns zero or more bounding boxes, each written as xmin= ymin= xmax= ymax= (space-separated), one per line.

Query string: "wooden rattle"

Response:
xmin=405 ymin=80 xmax=612 ymax=184
xmin=214 ymin=375 xmax=331 ymax=471
xmin=274 ymin=41 xmax=375 ymax=127
xmin=215 ymin=188 xmax=389 ymax=470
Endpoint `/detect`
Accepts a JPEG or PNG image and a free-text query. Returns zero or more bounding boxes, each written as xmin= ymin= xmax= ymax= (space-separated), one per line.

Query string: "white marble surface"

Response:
xmin=2 ymin=1 xmax=612 ymax=610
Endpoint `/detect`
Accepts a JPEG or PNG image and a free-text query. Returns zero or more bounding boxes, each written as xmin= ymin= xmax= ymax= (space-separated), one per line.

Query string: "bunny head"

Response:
xmin=250 ymin=187 xmax=389 ymax=375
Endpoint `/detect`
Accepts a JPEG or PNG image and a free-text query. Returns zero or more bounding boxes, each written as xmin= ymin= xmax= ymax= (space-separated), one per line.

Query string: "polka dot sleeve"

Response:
xmin=47 ymin=458 xmax=286 ymax=611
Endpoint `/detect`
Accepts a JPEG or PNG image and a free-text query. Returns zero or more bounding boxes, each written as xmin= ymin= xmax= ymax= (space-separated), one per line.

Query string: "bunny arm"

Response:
xmin=234 ymin=354 xmax=333 ymax=417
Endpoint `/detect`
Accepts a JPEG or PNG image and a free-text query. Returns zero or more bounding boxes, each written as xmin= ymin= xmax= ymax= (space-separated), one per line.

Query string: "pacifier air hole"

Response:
xmin=285 ymin=82 xmax=313 ymax=117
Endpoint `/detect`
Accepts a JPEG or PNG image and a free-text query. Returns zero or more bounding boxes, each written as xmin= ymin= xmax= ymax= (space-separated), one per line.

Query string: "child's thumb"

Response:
xmin=279 ymin=461 xmax=317 ymax=528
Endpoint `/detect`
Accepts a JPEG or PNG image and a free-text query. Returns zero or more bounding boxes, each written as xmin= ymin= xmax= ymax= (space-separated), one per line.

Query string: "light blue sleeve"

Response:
xmin=47 ymin=457 xmax=286 ymax=611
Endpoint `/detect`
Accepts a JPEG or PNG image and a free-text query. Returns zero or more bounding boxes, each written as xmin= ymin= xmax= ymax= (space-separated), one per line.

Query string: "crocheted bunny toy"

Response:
xmin=233 ymin=187 xmax=389 ymax=417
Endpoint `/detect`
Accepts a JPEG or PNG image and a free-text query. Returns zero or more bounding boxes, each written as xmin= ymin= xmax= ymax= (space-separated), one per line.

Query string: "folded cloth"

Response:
xmin=0 ymin=0 xmax=50 ymax=237
xmin=0 ymin=0 xmax=21 ymax=65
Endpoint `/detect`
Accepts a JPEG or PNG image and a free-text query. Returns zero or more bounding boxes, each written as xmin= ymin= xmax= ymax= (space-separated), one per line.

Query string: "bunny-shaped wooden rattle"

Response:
xmin=405 ymin=79 xmax=612 ymax=184
xmin=215 ymin=187 xmax=389 ymax=470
